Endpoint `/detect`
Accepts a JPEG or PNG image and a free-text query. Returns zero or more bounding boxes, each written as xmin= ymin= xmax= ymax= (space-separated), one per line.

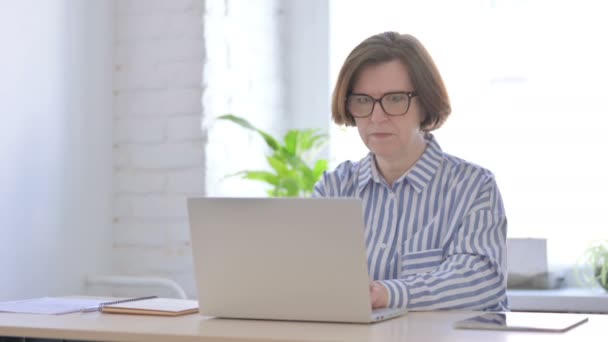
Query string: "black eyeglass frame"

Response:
xmin=346 ymin=91 xmax=418 ymax=118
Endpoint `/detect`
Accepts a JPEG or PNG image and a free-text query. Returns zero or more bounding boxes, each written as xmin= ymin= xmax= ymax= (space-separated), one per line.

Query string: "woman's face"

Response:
xmin=351 ymin=60 xmax=424 ymax=162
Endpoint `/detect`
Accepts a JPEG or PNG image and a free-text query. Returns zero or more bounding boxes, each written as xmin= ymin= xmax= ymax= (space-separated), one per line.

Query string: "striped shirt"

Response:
xmin=313 ymin=134 xmax=508 ymax=311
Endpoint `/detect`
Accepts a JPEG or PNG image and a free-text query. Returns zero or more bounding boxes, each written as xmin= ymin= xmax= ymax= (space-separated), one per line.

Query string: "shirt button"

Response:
xmin=379 ymin=243 xmax=387 ymax=249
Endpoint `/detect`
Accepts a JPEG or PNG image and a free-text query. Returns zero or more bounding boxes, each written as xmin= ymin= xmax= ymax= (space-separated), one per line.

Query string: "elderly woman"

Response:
xmin=314 ymin=31 xmax=508 ymax=311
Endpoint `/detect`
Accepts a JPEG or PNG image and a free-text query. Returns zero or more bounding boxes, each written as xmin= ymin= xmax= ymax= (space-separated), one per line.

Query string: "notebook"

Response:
xmin=100 ymin=298 xmax=199 ymax=317
xmin=453 ymin=312 xmax=589 ymax=332
xmin=187 ymin=197 xmax=407 ymax=323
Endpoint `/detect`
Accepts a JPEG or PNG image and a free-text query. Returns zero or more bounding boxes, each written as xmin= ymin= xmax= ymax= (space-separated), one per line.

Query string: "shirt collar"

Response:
xmin=356 ymin=133 xmax=444 ymax=194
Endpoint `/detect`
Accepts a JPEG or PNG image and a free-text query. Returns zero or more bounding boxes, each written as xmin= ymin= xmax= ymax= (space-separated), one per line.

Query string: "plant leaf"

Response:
xmin=283 ymin=130 xmax=299 ymax=156
xmin=236 ymin=170 xmax=279 ymax=186
xmin=312 ymin=159 xmax=328 ymax=179
xmin=299 ymin=129 xmax=328 ymax=151
xmin=218 ymin=114 xmax=330 ymax=197
xmin=267 ymin=155 xmax=290 ymax=176
xmin=279 ymin=177 xmax=300 ymax=197
xmin=217 ymin=114 xmax=281 ymax=151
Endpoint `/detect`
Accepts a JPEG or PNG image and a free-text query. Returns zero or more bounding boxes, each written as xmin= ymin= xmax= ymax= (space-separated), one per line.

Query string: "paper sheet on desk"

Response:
xmin=0 ymin=297 xmax=105 ymax=315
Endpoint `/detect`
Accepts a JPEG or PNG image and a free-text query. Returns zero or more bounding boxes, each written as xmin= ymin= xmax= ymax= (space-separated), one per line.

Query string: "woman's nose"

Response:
xmin=369 ymin=102 xmax=389 ymax=122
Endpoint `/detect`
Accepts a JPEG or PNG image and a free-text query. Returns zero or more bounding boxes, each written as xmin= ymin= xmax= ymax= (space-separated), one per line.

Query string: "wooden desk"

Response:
xmin=0 ymin=310 xmax=604 ymax=342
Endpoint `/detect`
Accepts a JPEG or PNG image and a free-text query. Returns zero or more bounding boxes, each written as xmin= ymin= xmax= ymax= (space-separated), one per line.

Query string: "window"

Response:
xmin=329 ymin=0 xmax=608 ymax=270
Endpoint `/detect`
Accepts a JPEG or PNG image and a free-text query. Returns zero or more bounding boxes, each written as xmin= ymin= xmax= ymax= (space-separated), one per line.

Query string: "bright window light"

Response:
xmin=329 ymin=0 xmax=608 ymax=270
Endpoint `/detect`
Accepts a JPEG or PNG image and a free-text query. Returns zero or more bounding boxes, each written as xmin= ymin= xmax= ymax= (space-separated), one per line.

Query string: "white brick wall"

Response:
xmin=113 ymin=0 xmax=206 ymax=298
xmin=112 ymin=0 xmax=286 ymax=298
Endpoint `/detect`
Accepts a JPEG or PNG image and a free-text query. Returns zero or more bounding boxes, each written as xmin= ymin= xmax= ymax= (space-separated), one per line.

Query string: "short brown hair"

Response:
xmin=332 ymin=32 xmax=451 ymax=132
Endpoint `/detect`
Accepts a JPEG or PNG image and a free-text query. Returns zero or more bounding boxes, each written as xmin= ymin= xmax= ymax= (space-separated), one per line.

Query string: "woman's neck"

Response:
xmin=375 ymin=134 xmax=427 ymax=187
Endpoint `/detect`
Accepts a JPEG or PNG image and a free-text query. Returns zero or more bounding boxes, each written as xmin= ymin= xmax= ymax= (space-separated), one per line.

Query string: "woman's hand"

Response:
xmin=369 ymin=281 xmax=389 ymax=309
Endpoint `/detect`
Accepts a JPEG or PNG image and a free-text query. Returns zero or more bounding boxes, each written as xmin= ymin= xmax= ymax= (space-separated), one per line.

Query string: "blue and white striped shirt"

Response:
xmin=313 ymin=134 xmax=508 ymax=311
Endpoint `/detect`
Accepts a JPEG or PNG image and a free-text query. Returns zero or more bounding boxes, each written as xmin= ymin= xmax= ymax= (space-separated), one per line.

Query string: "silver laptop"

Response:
xmin=187 ymin=197 xmax=407 ymax=323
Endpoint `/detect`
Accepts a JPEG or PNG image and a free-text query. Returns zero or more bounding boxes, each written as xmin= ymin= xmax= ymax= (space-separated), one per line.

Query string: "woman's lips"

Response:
xmin=370 ymin=132 xmax=393 ymax=138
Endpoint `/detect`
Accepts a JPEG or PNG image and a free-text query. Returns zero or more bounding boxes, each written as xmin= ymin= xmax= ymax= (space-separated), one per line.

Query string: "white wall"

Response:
xmin=0 ymin=0 xmax=113 ymax=300
xmin=283 ymin=0 xmax=330 ymax=132
xmin=112 ymin=0 xmax=205 ymax=298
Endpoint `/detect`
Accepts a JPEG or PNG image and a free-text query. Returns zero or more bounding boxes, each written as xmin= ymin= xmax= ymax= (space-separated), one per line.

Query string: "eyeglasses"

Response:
xmin=346 ymin=91 xmax=418 ymax=118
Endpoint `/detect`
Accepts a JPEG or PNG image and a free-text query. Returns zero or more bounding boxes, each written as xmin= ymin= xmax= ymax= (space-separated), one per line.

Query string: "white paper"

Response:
xmin=0 ymin=297 xmax=105 ymax=315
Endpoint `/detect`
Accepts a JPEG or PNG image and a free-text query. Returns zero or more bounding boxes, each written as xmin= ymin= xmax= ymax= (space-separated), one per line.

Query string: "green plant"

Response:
xmin=217 ymin=114 xmax=329 ymax=197
xmin=576 ymin=240 xmax=608 ymax=291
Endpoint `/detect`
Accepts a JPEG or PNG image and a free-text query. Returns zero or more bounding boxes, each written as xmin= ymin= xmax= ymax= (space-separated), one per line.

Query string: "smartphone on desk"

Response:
xmin=453 ymin=312 xmax=588 ymax=333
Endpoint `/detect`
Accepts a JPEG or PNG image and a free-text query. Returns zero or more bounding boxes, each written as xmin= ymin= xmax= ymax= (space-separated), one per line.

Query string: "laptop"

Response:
xmin=187 ymin=197 xmax=407 ymax=323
